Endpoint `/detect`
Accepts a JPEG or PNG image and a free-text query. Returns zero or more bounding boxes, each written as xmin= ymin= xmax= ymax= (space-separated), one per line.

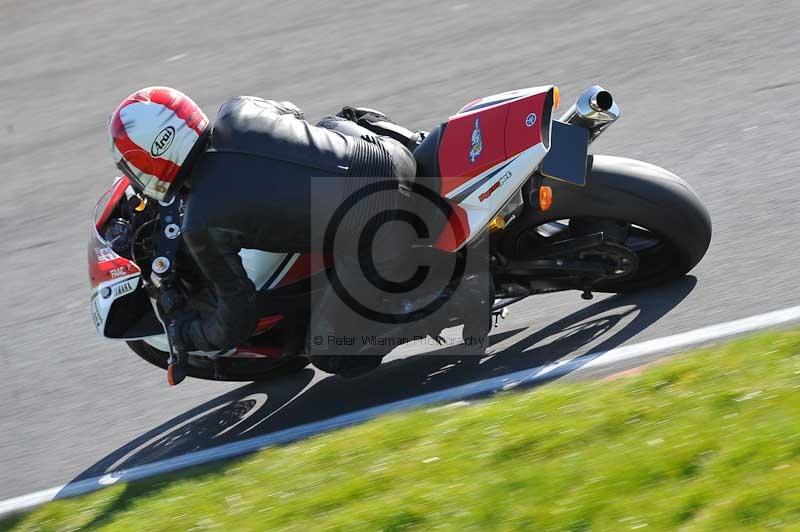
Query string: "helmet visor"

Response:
xmin=115 ymin=158 xmax=146 ymax=192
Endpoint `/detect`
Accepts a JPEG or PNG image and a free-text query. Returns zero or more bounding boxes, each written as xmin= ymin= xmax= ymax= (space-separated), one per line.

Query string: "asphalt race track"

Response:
xmin=2 ymin=0 xmax=799 ymax=500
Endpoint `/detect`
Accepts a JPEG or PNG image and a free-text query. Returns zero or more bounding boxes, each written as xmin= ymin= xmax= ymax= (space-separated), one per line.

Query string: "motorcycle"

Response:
xmin=89 ymin=85 xmax=712 ymax=384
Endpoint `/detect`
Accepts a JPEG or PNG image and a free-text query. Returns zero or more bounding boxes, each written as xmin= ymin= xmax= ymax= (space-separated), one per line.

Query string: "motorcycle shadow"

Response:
xmin=69 ymin=275 xmax=696 ymax=487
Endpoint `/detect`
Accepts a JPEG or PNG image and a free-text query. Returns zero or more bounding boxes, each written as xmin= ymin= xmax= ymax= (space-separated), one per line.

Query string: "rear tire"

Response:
xmin=126 ymin=340 xmax=310 ymax=382
xmin=538 ymin=155 xmax=712 ymax=292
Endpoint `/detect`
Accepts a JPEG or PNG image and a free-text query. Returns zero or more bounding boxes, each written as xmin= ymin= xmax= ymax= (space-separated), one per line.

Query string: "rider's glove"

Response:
xmin=158 ymin=287 xmax=185 ymax=317
xmin=166 ymin=309 xmax=199 ymax=353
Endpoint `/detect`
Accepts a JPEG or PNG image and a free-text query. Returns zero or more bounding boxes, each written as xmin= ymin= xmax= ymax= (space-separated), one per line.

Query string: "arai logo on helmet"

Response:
xmin=525 ymin=113 xmax=537 ymax=128
xmin=151 ymin=126 xmax=175 ymax=157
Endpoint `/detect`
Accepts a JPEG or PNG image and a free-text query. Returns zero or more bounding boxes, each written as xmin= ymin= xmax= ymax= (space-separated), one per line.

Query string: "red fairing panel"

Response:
xmin=253 ymin=314 xmax=285 ymax=334
xmin=433 ymin=203 xmax=470 ymax=253
xmin=88 ymin=233 xmax=141 ymax=288
xmin=438 ymin=105 xmax=509 ymax=194
xmin=504 ymin=92 xmax=547 ymax=158
xmin=90 ymin=178 xmax=141 ymax=288
xmin=431 ymin=86 xmax=552 ymax=252
xmin=437 ymin=87 xmax=550 ymax=197
xmin=95 ymin=176 xmax=130 ymax=230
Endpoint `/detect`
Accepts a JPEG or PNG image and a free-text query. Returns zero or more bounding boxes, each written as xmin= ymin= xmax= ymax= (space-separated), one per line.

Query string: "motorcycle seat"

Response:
xmin=412 ymin=124 xmax=443 ymax=183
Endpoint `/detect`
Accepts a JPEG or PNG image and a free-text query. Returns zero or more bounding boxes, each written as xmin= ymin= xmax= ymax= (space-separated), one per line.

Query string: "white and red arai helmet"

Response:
xmin=108 ymin=86 xmax=209 ymax=201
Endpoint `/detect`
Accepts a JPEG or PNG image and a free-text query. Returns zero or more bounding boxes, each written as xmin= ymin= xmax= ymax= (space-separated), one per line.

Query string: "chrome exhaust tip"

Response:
xmin=559 ymin=85 xmax=620 ymax=141
xmin=590 ymin=89 xmax=614 ymax=112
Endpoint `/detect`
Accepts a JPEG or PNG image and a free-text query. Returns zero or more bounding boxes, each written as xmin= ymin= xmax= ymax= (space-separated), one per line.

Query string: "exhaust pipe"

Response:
xmin=558 ymin=85 xmax=620 ymax=142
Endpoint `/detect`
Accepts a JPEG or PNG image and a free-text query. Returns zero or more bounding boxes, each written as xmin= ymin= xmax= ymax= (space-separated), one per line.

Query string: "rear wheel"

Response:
xmin=503 ymin=155 xmax=712 ymax=293
xmin=535 ymin=217 xmax=696 ymax=292
xmin=126 ymin=341 xmax=310 ymax=382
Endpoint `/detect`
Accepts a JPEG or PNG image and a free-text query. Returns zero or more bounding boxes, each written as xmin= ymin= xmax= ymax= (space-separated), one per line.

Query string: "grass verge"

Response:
xmin=4 ymin=330 xmax=800 ymax=531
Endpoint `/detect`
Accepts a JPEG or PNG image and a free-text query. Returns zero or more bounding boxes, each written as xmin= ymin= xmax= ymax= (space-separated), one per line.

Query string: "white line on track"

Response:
xmin=2 ymin=304 xmax=800 ymax=519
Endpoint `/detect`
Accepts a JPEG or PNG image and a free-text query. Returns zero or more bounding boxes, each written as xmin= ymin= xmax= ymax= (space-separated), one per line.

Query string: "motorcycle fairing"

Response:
xmin=90 ymin=179 xmax=301 ymax=341
xmin=432 ymin=86 xmax=554 ymax=251
xmin=89 ymin=228 xmax=148 ymax=338
xmin=457 ymin=86 xmax=551 ymax=115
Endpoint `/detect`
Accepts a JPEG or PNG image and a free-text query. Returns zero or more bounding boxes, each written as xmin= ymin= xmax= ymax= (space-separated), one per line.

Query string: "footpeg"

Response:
xmin=493 ymin=307 xmax=510 ymax=327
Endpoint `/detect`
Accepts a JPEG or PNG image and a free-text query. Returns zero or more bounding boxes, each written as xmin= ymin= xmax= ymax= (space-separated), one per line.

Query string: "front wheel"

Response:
xmin=126 ymin=341 xmax=311 ymax=382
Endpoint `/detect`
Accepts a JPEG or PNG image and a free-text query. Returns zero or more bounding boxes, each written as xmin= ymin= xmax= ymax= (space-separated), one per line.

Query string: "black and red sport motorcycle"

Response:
xmin=89 ymin=85 xmax=711 ymax=383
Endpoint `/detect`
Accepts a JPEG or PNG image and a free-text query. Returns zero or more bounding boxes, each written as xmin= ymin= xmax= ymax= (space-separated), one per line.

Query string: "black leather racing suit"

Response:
xmin=177 ymin=96 xmax=417 ymax=356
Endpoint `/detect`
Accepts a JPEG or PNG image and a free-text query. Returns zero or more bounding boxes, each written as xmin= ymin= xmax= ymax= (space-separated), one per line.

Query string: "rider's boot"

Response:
xmin=307 ymin=276 xmax=386 ymax=378
xmin=459 ymin=270 xmax=494 ymax=354
xmin=334 ymin=106 xmax=426 ymax=151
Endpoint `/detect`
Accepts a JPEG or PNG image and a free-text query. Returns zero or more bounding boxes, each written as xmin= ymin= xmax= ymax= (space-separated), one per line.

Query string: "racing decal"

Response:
xmin=89 ymin=253 xmax=140 ymax=287
xmin=239 ymin=249 xmax=328 ymax=291
xmin=94 ymin=246 xmax=117 ymax=263
xmin=91 ymin=294 xmax=102 ymax=330
xmin=89 ymin=230 xmax=141 ymax=288
xmin=239 ymin=249 xmax=292 ymax=290
xmin=478 ymin=171 xmax=512 ymax=202
xmin=448 ymin=154 xmax=521 ymax=203
xmin=438 ymin=104 xmax=508 ymax=190
xmin=91 ymin=275 xmax=141 ymax=335
xmin=264 ymin=253 xmax=298 ymax=289
xmin=469 ymin=118 xmax=483 ymax=163
xmin=109 ymin=266 xmax=130 ymax=279
xmin=150 ymin=126 xmax=175 ymax=157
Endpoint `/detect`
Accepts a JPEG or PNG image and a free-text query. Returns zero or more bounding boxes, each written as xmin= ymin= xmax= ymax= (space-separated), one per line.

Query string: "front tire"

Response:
xmin=127 ymin=341 xmax=310 ymax=382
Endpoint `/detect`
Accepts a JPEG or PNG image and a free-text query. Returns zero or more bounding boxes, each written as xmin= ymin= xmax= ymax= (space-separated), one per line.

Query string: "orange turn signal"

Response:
xmin=552 ymin=86 xmax=560 ymax=110
xmin=539 ymin=185 xmax=553 ymax=211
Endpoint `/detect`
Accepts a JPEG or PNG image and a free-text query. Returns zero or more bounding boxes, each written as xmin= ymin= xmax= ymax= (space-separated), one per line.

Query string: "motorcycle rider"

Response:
xmin=108 ymin=86 xmax=492 ymax=377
